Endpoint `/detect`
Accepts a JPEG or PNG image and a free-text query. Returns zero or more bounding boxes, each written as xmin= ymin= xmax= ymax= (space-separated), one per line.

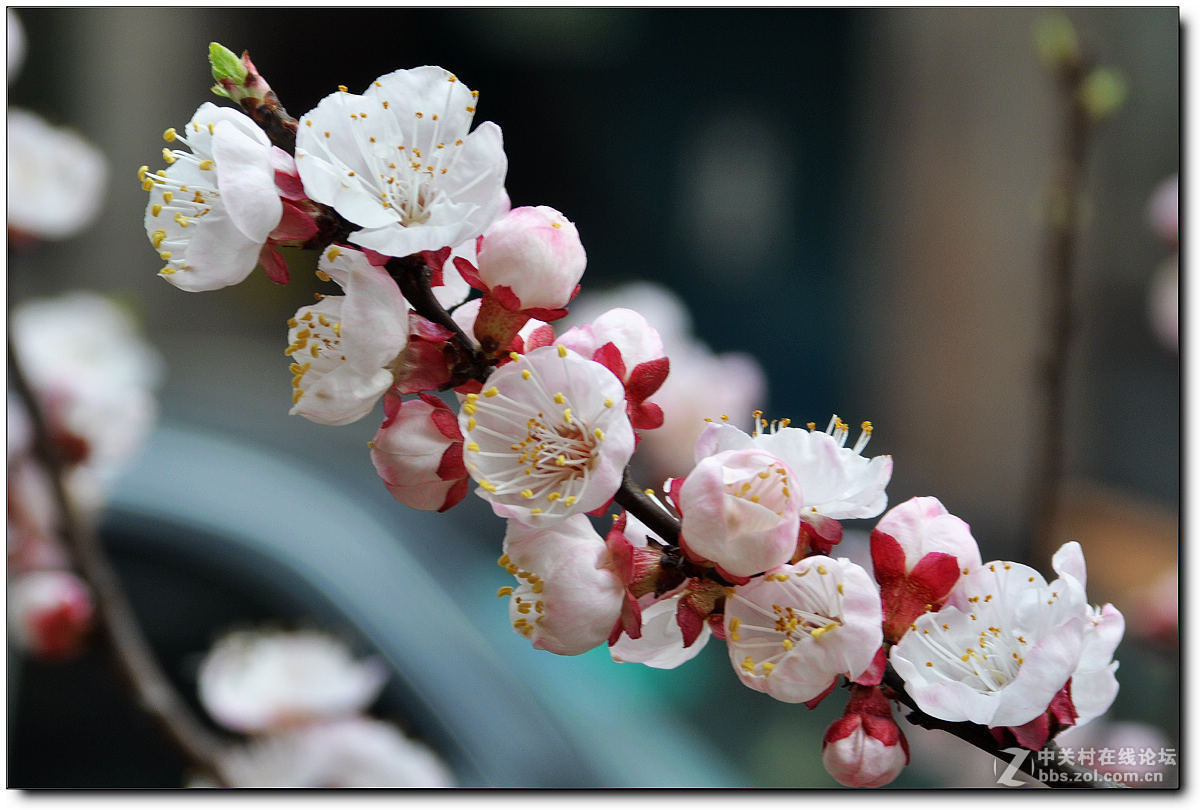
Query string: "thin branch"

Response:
xmin=8 ymin=335 xmax=232 ymax=786
xmin=1024 ymin=48 xmax=1093 ymax=565
xmin=612 ymin=468 xmax=681 ymax=545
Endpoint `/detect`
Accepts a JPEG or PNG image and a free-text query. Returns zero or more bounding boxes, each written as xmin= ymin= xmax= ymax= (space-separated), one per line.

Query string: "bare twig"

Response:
xmin=8 ymin=335 xmax=232 ymax=786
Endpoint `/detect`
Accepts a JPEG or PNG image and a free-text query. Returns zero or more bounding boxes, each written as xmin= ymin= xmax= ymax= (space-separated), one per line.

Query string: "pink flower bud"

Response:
xmin=370 ymin=393 xmax=467 ymax=512
xmin=8 ymin=570 xmax=94 ymax=660
xmin=475 ymin=206 xmax=586 ymax=312
xmin=678 ymin=448 xmax=800 ymax=578
xmin=822 ymin=686 xmax=909 ymax=788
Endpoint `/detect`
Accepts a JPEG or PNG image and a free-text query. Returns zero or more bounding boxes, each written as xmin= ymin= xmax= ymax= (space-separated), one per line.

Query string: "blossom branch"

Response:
xmin=612 ymin=469 xmax=680 ymax=545
xmin=882 ymin=663 xmax=1122 ymax=788
xmin=7 ymin=335 xmax=233 ymax=786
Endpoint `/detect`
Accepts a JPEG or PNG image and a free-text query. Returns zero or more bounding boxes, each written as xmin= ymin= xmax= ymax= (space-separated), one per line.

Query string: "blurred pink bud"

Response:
xmin=822 ymin=686 xmax=909 ymax=788
xmin=370 ymin=392 xmax=467 ymax=512
xmin=8 ymin=570 xmax=94 ymax=660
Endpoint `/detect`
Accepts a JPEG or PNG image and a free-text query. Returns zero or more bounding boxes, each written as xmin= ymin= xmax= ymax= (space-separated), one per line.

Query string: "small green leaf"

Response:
xmin=1080 ymin=67 xmax=1127 ymax=121
xmin=209 ymin=82 xmax=232 ymax=99
xmin=208 ymin=42 xmax=247 ymax=85
xmin=1034 ymin=13 xmax=1079 ymax=68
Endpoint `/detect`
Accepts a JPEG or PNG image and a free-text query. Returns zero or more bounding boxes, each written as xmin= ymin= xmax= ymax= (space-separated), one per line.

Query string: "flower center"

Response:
xmin=495 ymin=553 xmax=546 ymax=639
xmin=285 ymin=305 xmax=345 ymax=404
xmin=462 ymin=347 xmax=620 ymax=516
xmin=727 ymin=563 xmax=845 ymax=677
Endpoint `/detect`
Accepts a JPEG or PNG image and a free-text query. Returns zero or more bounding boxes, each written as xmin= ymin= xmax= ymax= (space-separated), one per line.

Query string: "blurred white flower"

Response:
xmin=214 ymin=717 xmax=454 ymax=788
xmin=7 ymin=108 xmax=108 ymax=240
xmin=198 ymin=629 xmax=389 ymax=734
xmin=10 ymin=292 xmax=162 ymax=507
xmin=8 ymin=9 xmax=26 ymax=80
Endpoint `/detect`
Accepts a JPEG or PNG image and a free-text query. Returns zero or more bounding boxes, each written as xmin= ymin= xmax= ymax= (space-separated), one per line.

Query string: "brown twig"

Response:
xmin=7 ymin=334 xmax=232 ymax=786
xmin=1024 ymin=42 xmax=1094 ymax=566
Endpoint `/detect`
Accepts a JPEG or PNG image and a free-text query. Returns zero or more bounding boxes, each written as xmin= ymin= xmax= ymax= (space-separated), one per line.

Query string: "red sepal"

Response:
xmin=258 ymin=245 xmax=290 ymax=285
xmin=453 ymin=256 xmax=487 ymax=291
xmin=625 ymin=357 xmax=670 ymax=403
xmin=799 ymin=514 xmax=843 ymax=557
xmin=707 ymin=612 xmax=727 ymax=641
xmin=803 ymin=678 xmax=839 ymax=710
xmin=420 ymin=247 xmax=452 ymax=287
xmin=270 ymin=199 xmax=320 ymax=243
xmin=274 ymin=169 xmax=307 ymax=200
xmin=522 ymin=305 xmax=570 ymax=322
xmin=591 ymin=341 xmax=627 ymax=381
xmin=438 ymin=476 xmax=469 ymax=513
xmin=379 ymin=390 xmax=404 ymax=429
xmin=420 ymin=392 xmax=462 ymax=441
xmin=629 ymin=401 xmax=664 ymax=431
xmin=852 ymin=646 xmax=888 ymax=687
xmin=435 ymin=442 xmax=466 ymax=481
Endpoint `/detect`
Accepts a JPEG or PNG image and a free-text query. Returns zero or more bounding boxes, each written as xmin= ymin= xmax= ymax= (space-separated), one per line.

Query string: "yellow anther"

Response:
xmin=816 ymin=565 xmax=828 ymax=575
xmin=530 ymin=508 xmax=543 ymax=514
xmin=163 ymin=127 xmax=177 ymax=142
xmin=141 ymin=178 xmax=155 ymax=191
xmin=644 ymin=489 xmax=655 ymax=496
xmin=563 ymin=496 xmax=577 ymax=507
xmin=557 ymin=344 xmax=568 ymax=358
xmin=161 ymin=191 xmax=174 ymax=204
xmin=555 ymin=455 xmax=566 ymax=467
xmin=521 ymin=489 xmax=534 ymax=499
xmin=198 ymin=160 xmax=214 ymax=171
xmin=151 ymin=229 xmax=167 ymax=248
xmin=741 ymin=656 xmax=756 ymax=673
xmin=467 ymin=417 xmax=476 ymax=431
xmin=554 ymin=392 xmax=565 ymax=404
xmin=861 ymin=421 xmax=873 ymax=433
xmin=497 ymin=586 xmax=514 ymax=597
xmin=315 ymin=270 xmax=332 ymax=282
xmin=338 ymin=84 xmax=348 ymax=92
xmin=462 ymin=402 xmax=477 ymax=416
xmin=761 ymin=662 xmax=775 ymax=675
xmin=782 ymin=638 xmax=794 ymax=650
xmin=173 ymin=212 xmax=191 ymax=227
xmin=479 ymin=480 xmax=497 ymax=493
xmin=161 ymin=148 xmax=177 ymax=164
xmin=521 ymin=369 xmax=532 ymax=380
xmin=810 ymin=625 xmax=832 ymax=641
xmin=509 ymin=351 xmax=522 ymax=362
xmin=159 ymin=250 xmax=173 ymax=260
xmin=562 ymin=408 xmax=572 ymax=424
xmin=366 ymin=440 xmax=375 ymax=449
xmin=593 ymin=428 xmax=605 ymax=441
xmin=547 ymin=493 xmax=561 ymax=502
xmin=158 ymin=266 xmax=176 ymax=275
xmin=151 ymin=203 xmax=163 ymax=217
xmin=466 ymin=442 xmax=480 ymax=452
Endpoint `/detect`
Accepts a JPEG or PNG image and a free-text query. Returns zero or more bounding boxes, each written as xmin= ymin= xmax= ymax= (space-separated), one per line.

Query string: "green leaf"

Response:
xmin=1034 ymin=13 xmax=1079 ymax=68
xmin=1080 ymin=67 xmax=1128 ymax=121
xmin=208 ymin=42 xmax=247 ymax=85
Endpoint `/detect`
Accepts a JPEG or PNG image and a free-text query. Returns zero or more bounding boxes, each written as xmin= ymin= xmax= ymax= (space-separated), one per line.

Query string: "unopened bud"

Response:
xmin=822 ymin=686 xmax=909 ymax=788
xmin=208 ymin=42 xmax=248 ymax=98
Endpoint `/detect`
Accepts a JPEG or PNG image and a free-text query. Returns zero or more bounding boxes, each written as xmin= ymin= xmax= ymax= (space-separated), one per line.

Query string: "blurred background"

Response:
xmin=7 ymin=7 xmax=1178 ymax=787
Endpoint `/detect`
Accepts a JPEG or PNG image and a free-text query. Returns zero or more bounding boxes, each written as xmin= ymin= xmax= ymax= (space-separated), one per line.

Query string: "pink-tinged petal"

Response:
xmin=1051 ymin=540 xmax=1088 ymax=591
xmin=212 ymin=119 xmax=282 ymax=243
xmin=371 ymin=394 xmax=465 ymax=512
xmin=501 ymin=516 xmax=624 ymax=656
xmin=167 ymin=208 xmax=263 ymax=291
xmin=873 ymin=496 xmax=981 ymax=573
xmin=611 ymin=593 xmax=710 ymax=669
